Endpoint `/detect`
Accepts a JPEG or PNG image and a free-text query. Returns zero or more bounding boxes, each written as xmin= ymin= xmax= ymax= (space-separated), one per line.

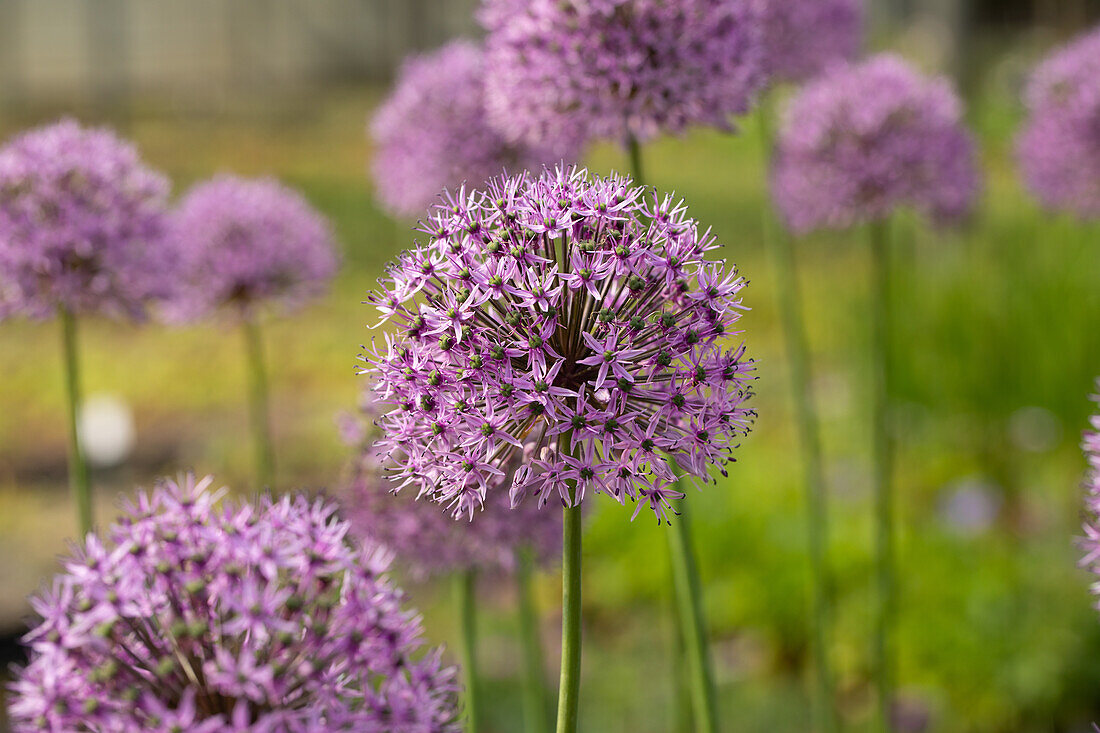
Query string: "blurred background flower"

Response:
xmin=166 ymin=175 xmax=338 ymax=323
xmin=165 ymin=174 xmax=339 ymax=490
xmin=771 ymin=54 xmax=980 ymax=233
xmin=369 ymin=39 xmax=579 ymax=218
xmin=479 ymin=0 xmax=764 ymax=147
xmin=1016 ymin=25 xmax=1100 ymax=219
xmin=0 ymin=119 xmax=170 ymax=320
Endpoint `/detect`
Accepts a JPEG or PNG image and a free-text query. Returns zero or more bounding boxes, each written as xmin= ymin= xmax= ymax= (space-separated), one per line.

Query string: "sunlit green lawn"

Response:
xmin=2 ymin=86 xmax=1100 ymax=731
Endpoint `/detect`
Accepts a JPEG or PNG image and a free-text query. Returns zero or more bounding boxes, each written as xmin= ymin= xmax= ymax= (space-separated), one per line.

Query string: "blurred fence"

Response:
xmin=0 ymin=0 xmax=479 ymax=109
xmin=1 ymin=0 xmax=1097 ymax=113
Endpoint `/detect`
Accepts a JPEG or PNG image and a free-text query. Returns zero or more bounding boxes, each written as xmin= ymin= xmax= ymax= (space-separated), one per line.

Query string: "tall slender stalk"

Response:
xmin=59 ymin=308 xmax=92 ymax=535
xmin=628 ymin=136 xmax=645 ymax=187
xmin=516 ymin=547 xmax=550 ymax=733
xmin=667 ymin=496 xmax=719 ymax=733
xmin=669 ymin=595 xmax=695 ymax=733
xmin=456 ymin=569 xmax=481 ymax=733
xmin=242 ymin=317 xmax=274 ymax=489
xmin=555 ymin=498 xmax=583 ymax=733
xmin=758 ymin=105 xmax=837 ymax=733
xmin=627 ymin=133 xmax=720 ymax=733
xmin=869 ymin=220 xmax=896 ymax=733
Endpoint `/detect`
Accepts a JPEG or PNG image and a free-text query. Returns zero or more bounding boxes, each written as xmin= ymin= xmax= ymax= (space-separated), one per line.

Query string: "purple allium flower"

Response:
xmin=340 ymin=389 xmax=561 ymax=579
xmin=480 ymin=0 xmax=765 ymax=147
xmin=361 ymin=166 xmax=755 ymax=523
xmin=7 ymin=474 xmax=460 ymax=733
xmin=0 ymin=119 xmax=170 ymax=320
xmin=1017 ymin=26 xmax=1100 ymax=220
xmin=167 ymin=176 xmax=338 ymax=321
xmin=757 ymin=0 xmax=862 ymax=85
xmin=771 ymin=55 xmax=980 ymax=234
xmin=370 ymin=40 xmax=579 ymax=218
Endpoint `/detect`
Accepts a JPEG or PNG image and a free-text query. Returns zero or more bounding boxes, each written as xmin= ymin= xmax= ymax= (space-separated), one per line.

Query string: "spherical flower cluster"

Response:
xmin=480 ymin=0 xmax=764 ymax=147
xmin=0 ymin=119 xmax=170 ymax=319
xmin=771 ymin=55 xmax=980 ymax=234
xmin=167 ymin=176 xmax=338 ymax=320
xmin=340 ymin=388 xmax=561 ymax=579
xmin=1017 ymin=26 xmax=1100 ymax=220
xmin=8 ymin=474 xmax=460 ymax=733
xmin=362 ymin=166 xmax=755 ymax=523
xmin=370 ymin=40 xmax=578 ymax=218
xmin=758 ymin=0 xmax=862 ymax=84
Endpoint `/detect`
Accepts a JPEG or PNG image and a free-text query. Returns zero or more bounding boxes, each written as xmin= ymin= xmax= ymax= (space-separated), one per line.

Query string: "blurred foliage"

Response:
xmin=3 ymin=80 xmax=1100 ymax=732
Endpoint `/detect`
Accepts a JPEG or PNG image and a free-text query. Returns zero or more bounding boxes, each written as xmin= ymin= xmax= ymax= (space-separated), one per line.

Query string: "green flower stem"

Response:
xmin=516 ymin=547 xmax=550 ymax=733
xmin=456 ymin=569 xmax=481 ymax=733
xmin=758 ymin=104 xmax=837 ymax=733
xmin=627 ymin=133 xmax=718 ymax=733
xmin=555 ymin=496 xmax=583 ymax=733
xmin=667 ymin=494 xmax=720 ymax=733
xmin=669 ymin=594 xmax=695 ymax=733
xmin=242 ymin=317 xmax=275 ymax=489
xmin=628 ymin=136 xmax=646 ymax=187
xmin=59 ymin=308 xmax=92 ymax=535
xmin=869 ymin=219 xmax=896 ymax=733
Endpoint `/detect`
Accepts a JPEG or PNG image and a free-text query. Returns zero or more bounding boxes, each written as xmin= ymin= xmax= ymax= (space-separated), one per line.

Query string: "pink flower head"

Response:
xmin=167 ymin=176 xmax=338 ymax=321
xmin=771 ymin=54 xmax=980 ymax=233
xmin=362 ymin=166 xmax=755 ymax=523
xmin=370 ymin=39 xmax=579 ymax=218
xmin=1017 ymin=26 xmax=1100 ymax=220
xmin=480 ymin=0 xmax=765 ymax=147
xmin=0 ymin=119 xmax=170 ymax=320
xmin=7 ymin=475 xmax=460 ymax=732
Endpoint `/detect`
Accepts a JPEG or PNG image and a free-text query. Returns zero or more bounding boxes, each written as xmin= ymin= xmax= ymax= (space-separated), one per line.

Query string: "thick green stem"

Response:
xmin=242 ymin=318 xmax=275 ymax=489
xmin=667 ymin=495 xmax=720 ymax=733
xmin=759 ymin=104 xmax=837 ymax=733
xmin=59 ymin=308 xmax=92 ymax=535
xmin=627 ymin=136 xmax=646 ymax=186
xmin=516 ymin=547 xmax=550 ymax=733
xmin=456 ymin=569 xmax=481 ymax=733
xmin=555 ymin=499 xmax=583 ymax=733
xmin=669 ymin=594 xmax=694 ymax=733
xmin=869 ymin=220 xmax=896 ymax=733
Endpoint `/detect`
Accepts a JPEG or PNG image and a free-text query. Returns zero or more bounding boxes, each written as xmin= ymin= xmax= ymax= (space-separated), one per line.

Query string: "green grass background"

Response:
xmin=2 ymin=80 xmax=1100 ymax=732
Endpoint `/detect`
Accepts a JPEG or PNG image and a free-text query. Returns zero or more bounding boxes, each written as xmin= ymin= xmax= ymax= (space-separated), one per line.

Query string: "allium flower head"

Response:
xmin=1017 ymin=26 xmax=1100 ymax=220
xmin=8 ymin=474 xmax=460 ymax=733
xmin=480 ymin=0 xmax=765 ymax=147
xmin=771 ymin=54 xmax=980 ymax=234
xmin=340 ymin=389 xmax=561 ymax=578
xmin=0 ymin=119 xmax=170 ymax=319
xmin=758 ymin=0 xmax=862 ymax=84
xmin=370 ymin=39 xmax=578 ymax=218
xmin=362 ymin=166 xmax=755 ymax=523
xmin=167 ymin=176 xmax=338 ymax=320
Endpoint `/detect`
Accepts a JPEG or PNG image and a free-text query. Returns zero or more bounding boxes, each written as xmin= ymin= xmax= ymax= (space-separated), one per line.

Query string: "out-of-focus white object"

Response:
xmin=78 ymin=394 xmax=135 ymax=467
